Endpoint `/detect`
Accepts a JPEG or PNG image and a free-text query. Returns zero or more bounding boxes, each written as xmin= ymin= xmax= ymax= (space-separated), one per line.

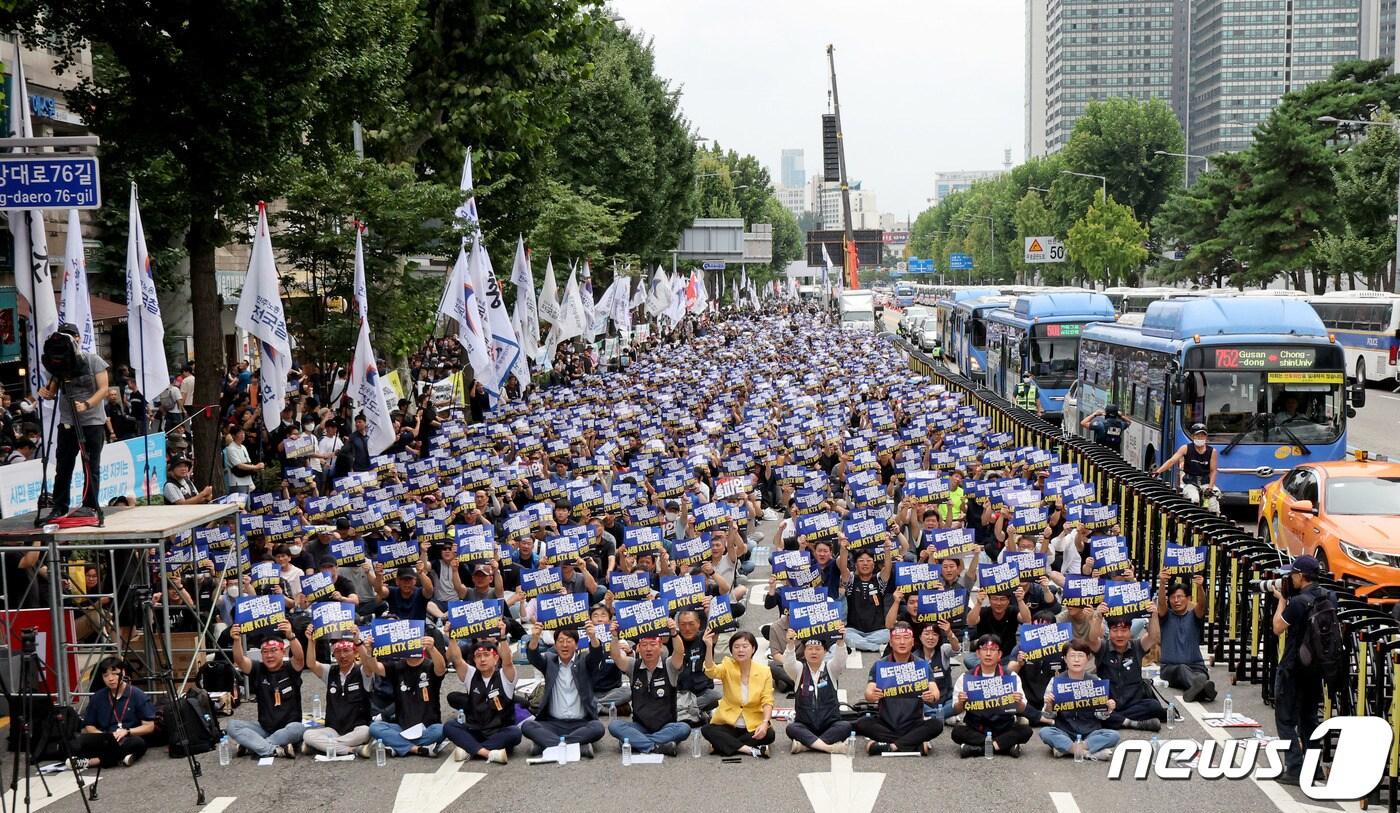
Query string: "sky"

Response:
xmin=608 ymin=0 xmax=1026 ymax=219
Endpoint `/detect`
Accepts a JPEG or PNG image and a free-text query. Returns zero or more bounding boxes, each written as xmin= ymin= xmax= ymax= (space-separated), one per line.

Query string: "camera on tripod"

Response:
xmin=20 ymin=626 xmax=38 ymax=655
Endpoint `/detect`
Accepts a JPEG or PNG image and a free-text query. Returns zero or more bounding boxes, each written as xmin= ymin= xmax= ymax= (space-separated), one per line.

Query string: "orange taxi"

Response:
xmin=1257 ymin=459 xmax=1400 ymax=602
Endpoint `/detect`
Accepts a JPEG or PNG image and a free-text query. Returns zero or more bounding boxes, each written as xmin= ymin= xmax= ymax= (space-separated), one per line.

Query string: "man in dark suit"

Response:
xmin=520 ymin=624 xmax=607 ymax=757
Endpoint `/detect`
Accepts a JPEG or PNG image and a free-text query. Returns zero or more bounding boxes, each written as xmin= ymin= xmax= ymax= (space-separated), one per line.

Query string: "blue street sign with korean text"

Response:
xmin=0 ymin=156 xmax=102 ymax=211
xmin=949 ymin=253 xmax=973 ymax=271
xmin=907 ymin=258 xmax=937 ymax=274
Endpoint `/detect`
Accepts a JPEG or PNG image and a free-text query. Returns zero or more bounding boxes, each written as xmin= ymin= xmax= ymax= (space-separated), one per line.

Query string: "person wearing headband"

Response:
xmin=301 ymin=635 xmax=372 ymax=757
xmin=228 ymin=620 xmax=306 ymax=759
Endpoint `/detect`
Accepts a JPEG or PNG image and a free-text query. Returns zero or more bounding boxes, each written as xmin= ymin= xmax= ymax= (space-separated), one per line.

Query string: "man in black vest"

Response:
xmin=951 ymin=634 xmax=1032 ymax=757
xmin=782 ymin=634 xmax=850 ymax=754
xmin=1098 ymin=615 xmax=1166 ymax=731
xmin=443 ymin=631 xmax=521 ymax=763
xmin=302 ymin=636 xmax=372 ymax=756
xmin=1080 ymin=403 xmax=1127 ymax=454
xmin=521 ymin=625 xmax=607 ymax=757
xmin=604 ymin=622 xmax=689 ymax=756
xmin=359 ymin=634 xmax=448 ymax=757
xmin=674 ymin=610 xmax=721 ymax=717
xmin=228 ymin=621 xmax=306 ymax=759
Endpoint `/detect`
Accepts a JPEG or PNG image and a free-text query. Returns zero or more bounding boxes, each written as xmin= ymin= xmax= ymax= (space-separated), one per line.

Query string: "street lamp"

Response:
xmin=1154 ymin=150 xmax=1210 ymax=189
xmin=1319 ymin=115 xmax=1400 ymax=291
xmin=1060 ymin=170 xmax=1106 ymax=203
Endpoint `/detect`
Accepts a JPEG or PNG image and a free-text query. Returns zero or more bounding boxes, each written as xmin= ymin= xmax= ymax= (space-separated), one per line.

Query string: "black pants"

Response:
xmin=1274 ymin=664 xmax=1324 ymax=777
xmin=1106 ymin=695 xmax=1167 ymax=729
xmin=1162 ymin=663 xmax=1212 ymax=692
xmin=951 ymin=721 xmax=1033 ymax=752
xmin=786 ymin=720 xmax=852 ymax=748
xmin=52 ymin=423 xmax=106 ymax=512
xmin=700 ymin=724 xmax=775 ymax=756
xmin=73 ymin=732 xmax=146 ymax=766
xmin=853 ymin=716 xmax=943 ymax=751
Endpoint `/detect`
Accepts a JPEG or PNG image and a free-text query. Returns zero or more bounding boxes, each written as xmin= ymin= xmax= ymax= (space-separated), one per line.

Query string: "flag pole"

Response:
xmin=132 ymin=183 xmax=153 ymax=503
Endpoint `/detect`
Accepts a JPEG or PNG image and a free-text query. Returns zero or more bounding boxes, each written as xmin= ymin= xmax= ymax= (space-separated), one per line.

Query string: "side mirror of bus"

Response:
xmin=1169 ymin=377 xmax=1184 ymax=405
xmin=1350 ymin=379 xmax=1367 ymax=409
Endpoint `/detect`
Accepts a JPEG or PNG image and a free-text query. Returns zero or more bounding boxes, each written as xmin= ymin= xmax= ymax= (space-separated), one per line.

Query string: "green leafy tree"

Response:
xmin=1324 ymin=112 xmax=1400 ymax=290
xmin=528 ymin=179 xmax=634 ymax=261
xmin=1061 ymin=97 xmax=1185 ymax=224
xmin=1013 ymin=191 xmax=1067 ymax=285
xmin=1066 ymin=196 xmax=1149 ymax=286
xmin=1151 ymin=152 xmax=1249 ymax=287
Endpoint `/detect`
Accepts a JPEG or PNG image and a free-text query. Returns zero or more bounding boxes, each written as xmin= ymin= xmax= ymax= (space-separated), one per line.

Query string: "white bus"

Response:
xmin=1305 ymin=291 xmax=1400 ymax=384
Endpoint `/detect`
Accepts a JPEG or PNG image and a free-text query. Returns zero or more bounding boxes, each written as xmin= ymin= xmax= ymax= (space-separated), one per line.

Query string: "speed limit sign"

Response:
xmin=1024 ymin=236 xmax=1066 ymax=264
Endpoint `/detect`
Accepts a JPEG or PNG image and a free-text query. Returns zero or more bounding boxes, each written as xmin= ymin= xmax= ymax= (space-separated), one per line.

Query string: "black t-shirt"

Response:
xmin=1096 ymin=639 xmax=1146 ymax=705
xmin=386 ymin=587 xmax=430 ymax=621
xmin=974 ymin=607 xmax=1020 ymax=654
xmin=869 ymin=658 xmax=926 ymax=734
xmin=384 ymin=660 xmax=444 ymax=728
xmin=1281 ymin=585 xmax=1331 ymax=670
xmin=846 ymin=575 xmax=890 ymax=633
xmin=250 ymin=662 xmax=303 ymax=733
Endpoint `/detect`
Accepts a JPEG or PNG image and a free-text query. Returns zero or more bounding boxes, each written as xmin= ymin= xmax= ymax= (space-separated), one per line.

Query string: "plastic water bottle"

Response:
xmin=1150 ymin=735 xmax=1160 ymax=753
xmin=557 ymin=736 xmax=567 ymax=765
xmin=374 ymin=739 xmax=387 ymax=767
xmin=217 ymin=736 xmax=231 ymax=767
xmin=846 ymin=731 xmax=856 ymax=757
xmin=311 ymin=693 xmax=322 ymax=723
xmin=1073 ymin=734 xmax=1085 ymax=763
xmin=1222 ymin=691 xmax=1233 ymax=720
xmin=1166 ymin=701 xmax=1177 ymax=730
xmin=621 ymin=738 xmax=632 ymax=766
xmin=983 ymin=730 xmax=994 ymax=759
xmin=691 ymin=729 xmax=703 ymax=758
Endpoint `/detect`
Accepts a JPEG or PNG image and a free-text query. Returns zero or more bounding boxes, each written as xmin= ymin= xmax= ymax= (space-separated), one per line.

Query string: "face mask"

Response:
xmin=1193 ymin=440 xmax=1207 ymax=449
xmin=666 ymin=512 xmax=680 ymax=523
xmin=303 ymin=422 xmax=317 ymax=432
xmin=225 ymin=586 xmax=240 ymax=600
xmin=289 ymin=545 xmax=303 ymax=556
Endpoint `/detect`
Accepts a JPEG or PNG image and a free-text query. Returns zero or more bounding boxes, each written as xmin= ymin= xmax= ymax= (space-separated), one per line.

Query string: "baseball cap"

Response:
xmin=316 ymin=555 xmax=336 ymax=568
xmin=472 ymin=564 xmax=491 ymax=576
xmin=1282 ymin=554 xmax=1321 ymax=576
xmin=395 ymin=565 xmax=418 ymax=580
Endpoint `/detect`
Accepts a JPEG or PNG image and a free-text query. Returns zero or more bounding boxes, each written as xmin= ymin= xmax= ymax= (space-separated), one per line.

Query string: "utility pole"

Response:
xmin=827 ymin=44 xmax=858 ymax=289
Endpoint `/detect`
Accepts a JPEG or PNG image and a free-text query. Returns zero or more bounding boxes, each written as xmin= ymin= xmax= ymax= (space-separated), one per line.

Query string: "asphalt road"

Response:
xmin=1349 ymin=382 xmax=1400 ymax=460
xmin=1 ymin=520 xmax=1350 ymax=813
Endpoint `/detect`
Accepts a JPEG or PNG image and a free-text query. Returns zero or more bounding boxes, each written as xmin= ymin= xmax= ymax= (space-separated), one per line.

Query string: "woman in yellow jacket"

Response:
xmin=700 ymin=629 xmax=775 ymax=757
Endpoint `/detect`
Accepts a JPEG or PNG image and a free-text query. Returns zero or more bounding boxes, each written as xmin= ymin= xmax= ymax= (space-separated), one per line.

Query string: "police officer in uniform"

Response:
xmin=302 ymin=636 xmax=372 ymax=757
xmin=1013 ymin=373 xmax=1040 ymax=414
xmin=603 ymin=624 xmax=690 ymax=756
xmin=1154 ymin=423 xmax=1219 ymax=510
xmin=1080 ymin=403 xmax=1127 ymax=455
xmin=443 ymin=631 xmax=521 ymax=763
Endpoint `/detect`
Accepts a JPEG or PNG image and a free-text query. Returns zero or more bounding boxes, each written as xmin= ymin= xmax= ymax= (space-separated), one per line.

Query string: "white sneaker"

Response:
xmin=453 ymin=746 xmax=470 ymax=762
xmin=827 ymin=740 xmax=848 ymax=755
xmin=790 ymin=740 xmax=807 ymax=755
xmin=487 ymin=749 xmax=508 ymax=764
xmin=1090 ymin=748 xmax=1114 ymax=761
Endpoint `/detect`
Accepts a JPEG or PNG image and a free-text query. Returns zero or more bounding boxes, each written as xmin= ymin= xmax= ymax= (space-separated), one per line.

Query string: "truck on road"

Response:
xmin=839 ymin=290 xmax=877 ymax=331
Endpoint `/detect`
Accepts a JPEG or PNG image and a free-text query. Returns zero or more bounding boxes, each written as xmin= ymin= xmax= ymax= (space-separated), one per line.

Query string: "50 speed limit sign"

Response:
xmin=1024 ymin=236 xmax=1066 ymax=264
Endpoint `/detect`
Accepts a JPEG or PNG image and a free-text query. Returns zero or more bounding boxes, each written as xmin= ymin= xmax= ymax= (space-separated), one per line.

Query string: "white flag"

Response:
xmin=440 ymin=245 xmax=495 ymax=398
xmin=555 ymin=265 xmax=589 ymax=342
xmin=664 ymin=271 xmax=687 ymax=324
xmin=509 ymin=236 xmax=539 ymax=361
xmin=59 ymin=209 xmax=95 ymax=354
xmin=124 ymin=184 xmax=170 ymax=399
xmin=235 ymin=205 xmax=294 ymax=428
xmin=538 ymin=258 xmax=560 ymax=327
xmin=820 ymin=243 xmax=834 ymax=292
xmin=349 ymin=318 xmax=395 ymax=456
xmin=687 ymin=269 xmax=709 ymax=315
xmin=352 ymin=223 xmax=369 ymax=319
xmin=612 ymin=276 xmax=633 ymax=330
xmin=478 ymin=244 xmax=522 ymax=403
xmin=647 ymin=268 xmax=672 ymax=318
xmin=629 ymin=274 xmax=647 ymax=313
xmin=8 ymin=44 xmax=58 ymax=394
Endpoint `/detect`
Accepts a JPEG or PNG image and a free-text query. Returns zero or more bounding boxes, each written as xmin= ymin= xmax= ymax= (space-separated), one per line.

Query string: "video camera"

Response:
xmin=20 ymin=625 xmax=38 ymax=655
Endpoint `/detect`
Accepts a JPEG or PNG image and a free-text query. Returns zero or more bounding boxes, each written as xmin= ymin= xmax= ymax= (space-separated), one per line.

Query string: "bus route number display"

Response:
xmin=1211 ymin=347 xmax=1315 ymax=369
xmin=1041 ymin=324 xmax=1081 ymax=338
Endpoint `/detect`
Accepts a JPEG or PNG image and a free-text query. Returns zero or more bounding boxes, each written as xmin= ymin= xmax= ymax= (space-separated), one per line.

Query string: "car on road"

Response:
xmin=1257 ymin=459 xmax=1400 ymax=601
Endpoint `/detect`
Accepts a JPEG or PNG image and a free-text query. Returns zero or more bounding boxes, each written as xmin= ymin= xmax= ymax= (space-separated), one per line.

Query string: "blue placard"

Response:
xmin=330 ymin=537 xmax=366 ymax=567
xmin=873 ymin=659 xmax=930 ymax=696
xmin=925 ymin=527 xmax=979 ymax=559
xmin=979 ymin=560 xmax=1020 ymax=595
xmin=537 ymin=592 xmax=590 ymax=631
xmin=371 ymin=618 xmax=426 ymax=658
xmin=1050 ymin=677 xmax=1111 ymax=711
xmin=671 ymin=536 xmax=712 ymax=569
xmin=1104 ymin=580 xmax=1153 ymax=619
xmin=788 ymin=599 xmax=843 ymax=640
xmin=234 ymin=594 xmax=286 ymax=634
xmin=622 ymin=525 xmax=665 ymax=558
xmin=1062 ymin=575 xmax=1104 ymax=608
xmin=608 ymin=571 xmax=652 ymax=602
xmin=660 ymin=574 xmax=707 ymax=613
xmin=915 ymin=587 xmax=967 ymax=624
xmin=963 ymin=674 xmax=1019 ymax=712
xmin=454 ymin=526 xmax=497 ymax=565
xmin=893 ymin=561 xmax=943 ymax=592
xmin=1017 ymin=622 xmax=1072 ymax=662
xmin=375 ymin=538 xmax=420 ymax=570
xmin=616 ymin=598 xmax=671 ymax=640
xmin=1010 ymin=506 xmax=1050 ymax=534
xmin=707 ymin=594 xmax=738 ymax=633
xmin=795 ymin=511 xmax=841 ymax=544
xmin=446 ymin=599 xmax=504 ymax=640
xmin=309 ymin=602 xmax=358 ymax=640
xmin=518 ymin=566 xmax=564 ymax=599
xmin=301 ymin=571 xmax=336 ymax=603
xmin=1004 ymin=551 xmax=1050 ymax=580
xmin=1089 ymin=536 xmax=1131 ymax=576
xmin=1162 ymin=545 xmax=1207 ymax=575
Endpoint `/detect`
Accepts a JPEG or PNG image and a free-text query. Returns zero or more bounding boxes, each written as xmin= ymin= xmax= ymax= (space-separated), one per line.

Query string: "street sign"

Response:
xmin=701 ymin=260 xmax=726 ymax=271
xmin=906 ymin=258 xmax=936 ymax=274
xmin=949 ymin=253 xmax=974 ymax=271
xmin=896 ymin=261 xmax=908 ymax=272
xmin=1023 ymin=236 xmax=1066 ymax=264
xmin=0 ymin=155 xmax=101 ymax=210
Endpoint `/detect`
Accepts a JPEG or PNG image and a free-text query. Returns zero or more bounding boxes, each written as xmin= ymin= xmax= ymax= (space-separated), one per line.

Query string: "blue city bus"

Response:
xmin=947 ymin=295 xmax=1015 ymax=384
xmin=984 ymin=292 xmax=1116 ymax=422
xmin=1063 ymin=297 xmax=1365 ymax=504
xmin=894 ymin=282 xmax=916 ymax=308
xmin=932 ymin=287 xmax=1000 ymax=366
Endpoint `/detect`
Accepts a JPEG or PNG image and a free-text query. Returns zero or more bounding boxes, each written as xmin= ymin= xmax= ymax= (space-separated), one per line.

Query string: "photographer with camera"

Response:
xmin=38 ymin=323 xmax=110 ymax=520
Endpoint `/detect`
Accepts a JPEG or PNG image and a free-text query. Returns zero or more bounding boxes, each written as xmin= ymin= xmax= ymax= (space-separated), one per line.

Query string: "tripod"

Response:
xmin=0 ymin=630 xmax=93 ymax=813
xmin=126 ymin=586 xmax=205 ymax=806
xmin=33 ymin=378 xmax=106 ymax=529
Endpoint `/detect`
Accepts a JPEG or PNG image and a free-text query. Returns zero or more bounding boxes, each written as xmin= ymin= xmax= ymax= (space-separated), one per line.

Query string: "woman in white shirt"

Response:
xmin=223 ymin=426 xmax=261 ymax=492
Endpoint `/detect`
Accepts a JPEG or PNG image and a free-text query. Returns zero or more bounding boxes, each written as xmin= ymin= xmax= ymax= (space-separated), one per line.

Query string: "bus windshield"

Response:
xmin=1030 ymin=336 xmax=1078 ymax=388
xmin=1182 ymin=370 xmax=1344 ymax=445
xmin=969 ymin=319 xmax=988 ymax=350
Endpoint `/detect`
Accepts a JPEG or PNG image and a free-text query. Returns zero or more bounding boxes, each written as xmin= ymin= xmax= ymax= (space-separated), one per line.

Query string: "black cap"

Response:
xmin=317 ymin=555 xmax=337 ymax=568
xmin=57 ymin=323 xmax=79 ymax=338
xmin=395 ymin=565 xmax=418 ymax=580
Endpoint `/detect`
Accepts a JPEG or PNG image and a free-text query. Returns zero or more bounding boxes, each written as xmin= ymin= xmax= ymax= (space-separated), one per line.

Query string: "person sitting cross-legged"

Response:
xmin=358 ymin=633 xmax=449 ymax=758
xmin=699 ymin=630 xmax=776 ymax=758
xmin=521 ymin=624 xmax=607 ymax=758
xmin=950 ymin=634 xmax=1032 ymax=757
xmin=604 ymin=618 xmax=692 ymax=756
xmin=228 ymin=621 xmax=306 ymax=759
xmin=1039 ymin=638 xmax=1121 ymax=760
xmin=442 ymin=624 xmax=522 ymax=764
xmin=300 ymin=635 xmax=372 ymax=757
xmin=782 ymin=631 xmax=851 ymax=754
xmin=855 ymin=621 xmax=944 ymax=756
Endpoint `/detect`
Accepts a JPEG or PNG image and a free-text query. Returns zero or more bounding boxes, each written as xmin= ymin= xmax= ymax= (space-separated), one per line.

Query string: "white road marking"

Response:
xmin=200 ymin=797 xmax=238 ymax=813
xmin=845 ymin=648 xmax=864 ymax=670
xmin=1174 ymin=693 xmax=1359 ymax=813
xmin=1373 ymin=392 xmax=1400 ymax=402
xmin=748 ymin=592 xmax=767 ymax=607
xmin=798 ymin=752 xmax=885 ymax=813
xmin=1049 ymin=792 xmax=1082 ymax=813
xmin=392 ymin=757 xmax=485 ymax=813
xmin=0 ymin=769 xmax=86 ymax=812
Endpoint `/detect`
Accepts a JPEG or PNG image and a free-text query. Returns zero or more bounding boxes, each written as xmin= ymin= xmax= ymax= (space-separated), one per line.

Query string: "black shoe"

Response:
xmin=41 ymin=508 xmax=67 ymax=523
xmin=959 ymin=744 xmax=981 ymax=759
xmin=1006 ymin=744 xmax=1022 ymax=758
xmin=1127 ymin=719 xmax=1162 ymax=732
xmin=760 ymin=624 xmax=772 ymax=640
xmin=866 ymin=741 xmax=889 ymax=757
xmin=1201 ymin=681 xmax=1218 ymax=703
xmin=580 ymin=743 xmax=594 ymax=759
xmin=1275 ymin=772 xmax=1301 ymax=786
xmin=658 ymin=742 xmax=678 ymax=757
xmin=1183 ymin=677 xmax=1208 ymax=703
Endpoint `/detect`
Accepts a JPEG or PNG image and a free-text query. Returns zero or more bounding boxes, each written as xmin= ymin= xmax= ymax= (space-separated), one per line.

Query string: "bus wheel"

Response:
xmin=1356 ymin=359 xmax=1367 ymax=387
xmin=1143 ymin=446 xmax=1156 ymax=472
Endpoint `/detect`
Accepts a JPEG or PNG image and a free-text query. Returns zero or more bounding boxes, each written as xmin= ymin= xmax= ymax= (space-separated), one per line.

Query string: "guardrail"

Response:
xmin=888 ymin=333 xmax=1400 ymax=806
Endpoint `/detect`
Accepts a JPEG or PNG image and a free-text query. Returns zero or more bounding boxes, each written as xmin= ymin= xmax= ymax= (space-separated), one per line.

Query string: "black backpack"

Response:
xmin=157 ymin=688 xmax=222 ymax=757
xmin=1299 ymin=590 xmax=1344 ymax=677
